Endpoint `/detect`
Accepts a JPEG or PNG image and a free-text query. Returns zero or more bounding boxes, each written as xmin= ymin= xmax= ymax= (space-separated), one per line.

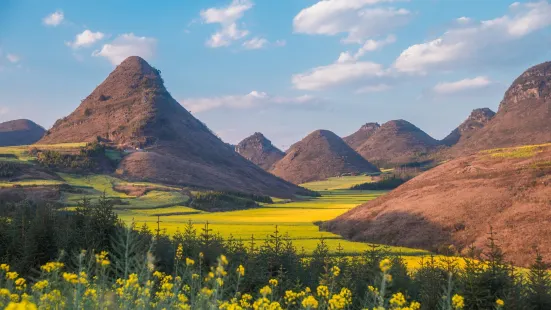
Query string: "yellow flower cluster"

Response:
xmin=62 ymin=272 xmax=87 ymax=285
xmin=496 ymin=298 xmax=505 ymax=308
xmin=40 ymin=262 xmax=64 ymax=273
xmin=269 ymin=279 xmax=278 ymax=287
xmin=237 ymin=265 xmax=245 ymax=277
xmin=379 ymin=259 xmax=392 ymax=273
xmin=301 ymin=295 xmax=319 ymax=309
xmin=452 ymin=294 xmax=465 ymax=310
xmin=330 ymin=266 xmax=341 ymax=277
xmin=95 ymin=251 xmax=110 ymax=267
xmin=0 ymin=264 xmax=10 ymax=272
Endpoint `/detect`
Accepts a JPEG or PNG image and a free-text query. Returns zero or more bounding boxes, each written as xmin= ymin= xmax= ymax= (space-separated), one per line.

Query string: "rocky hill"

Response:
xmin=235 ymin=132 xmax=284 ymax=170
xmin=342 ymin=122 xmax=380 ymax=150
xmin=270 ymin=130 xmax=379 ymax=184
xmin=441 ymin=108 xmax=495 ymax=146
xmin=354 ymin=120 xmax=441 ymax=167
xmin=324 ymin=143 xmax=551 ymax=266
xmin=451 ymin=62 xmax=551 ymax=153
xmin=0 ymin=119 xmax=45 ymax=146
xmin=38 ymin=56 xmax=312 ymax=198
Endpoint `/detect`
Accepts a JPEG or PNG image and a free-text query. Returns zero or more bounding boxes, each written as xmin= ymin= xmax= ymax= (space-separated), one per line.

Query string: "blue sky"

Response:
xmin=1 ymin=0 xmax=551 ymax=149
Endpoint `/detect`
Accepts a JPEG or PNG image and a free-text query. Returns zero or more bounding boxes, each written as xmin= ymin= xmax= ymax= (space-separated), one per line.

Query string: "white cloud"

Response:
xmin=338 ymin=35 xmax=396 ymax=63
xmin=293 ymin=60 xmax=387 ymax=90
xmin=242 ymin=37 xmax=268 ymax=49
xmin=0 ymin=107 xmax=9 ymax=116
xmin=201 ymin=0 xmax=253 ymax=48
xmin=355 ymin=83 xmax=391 ymax=93
xmin=6 ymin=54 xmax=20 ymax=63
xmin=293 ymin=0 xmax=410 ymax=43
xmin=274 ymin=40 xmax=287 ymax=47
xmin=66 ymin=30 xmax=105 ymax=49
xmin=182 ymin=91 xmax=322 ymax=113
xmin=394 ymin=1 xmax=551 ymax=74
xmin=43 ymin=10 xmax=64 ymax=26
xmin=93 ymin=33 xmax=157 ymax=65
xmin=456 ymin=16 xmax=471 ymax=24
xmin=432 ymin=76 xmax=492 ymax=94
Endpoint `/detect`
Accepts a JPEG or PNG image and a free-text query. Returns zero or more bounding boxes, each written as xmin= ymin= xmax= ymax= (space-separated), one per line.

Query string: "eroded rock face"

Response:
xmin=442 ymin=108 xmax=495 ymax=146
xmin=343 ymin=123 xmax=381 ymax=150
xmin=235 ymin=133 xmax=285 ymax=170
xmin=500 ymin=61 xmax=551 ymax=109
xmin=270 ymin=129 xmax=379 ymax=184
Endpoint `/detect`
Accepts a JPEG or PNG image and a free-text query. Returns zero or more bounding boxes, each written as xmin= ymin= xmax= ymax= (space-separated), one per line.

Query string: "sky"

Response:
xmin=1 ymin=0 xmax=551 ymax=150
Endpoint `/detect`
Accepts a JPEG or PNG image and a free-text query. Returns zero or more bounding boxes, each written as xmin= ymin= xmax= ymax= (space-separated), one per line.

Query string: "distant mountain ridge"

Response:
xmin=270 ymin=129 xmax=379 ymax=184
xmin=37 ymin=56 xmax=312 ymax=198
xmin=0 ymin=119 xmax=45 ymax=146
xmin=343 ymin=122 xmax=380 ymax=150
xmin=235 ymin=132 xmax=285 ymax=170
xmin=441 ymin=108 xmax=496 ymax=146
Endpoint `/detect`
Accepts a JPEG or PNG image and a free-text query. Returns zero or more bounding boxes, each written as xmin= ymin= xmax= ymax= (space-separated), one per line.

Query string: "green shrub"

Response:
xmin=189 ymin=192 xmax=260 ymax=212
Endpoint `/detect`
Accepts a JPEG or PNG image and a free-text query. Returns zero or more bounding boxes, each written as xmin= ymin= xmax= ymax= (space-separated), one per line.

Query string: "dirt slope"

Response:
xmin=355 ymin=120 xmax=441 ymax=167
xmin=270 ymin=130 xmax=379 ymax=184
xmin=324 ymin=143 xmax=551 ymax=266
xmin=38 ymin=56 xmax=312 ymax=198
xmin=0 ymin=119 xmax=45 ymax=146
xmin=441 ymin=108 xmax=496 ymax=146
xmin=343 ymin=123 xmax=380 ymax=150
xmin=451 ymin=62 xmax=551 ymax=154
xmin=235 ymin=132 xmax=285 ymax=170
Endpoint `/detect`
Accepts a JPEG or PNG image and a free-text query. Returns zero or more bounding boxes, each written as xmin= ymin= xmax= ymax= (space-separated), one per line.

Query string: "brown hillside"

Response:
xmin=0 ymin=119 xmax=45 ymax=146
xmin=324 ymin=143 xmax=551 ymax=266
xmin=270 ymin=130 xmax=379 ymax=184
xmin=235 ymin=132 xmax=285 ymax=170
xmin=441 ymin=108 xmax=495 ymax=146
xmin=343 ymin=122 xmax=380 ymax=150
xmin=355 ymin=120 xmax=440 ymax=167
xmin=452 ymin=62 xmax=551 ymax=154
xmin=38 ymin=56 xmax=312 ymax=198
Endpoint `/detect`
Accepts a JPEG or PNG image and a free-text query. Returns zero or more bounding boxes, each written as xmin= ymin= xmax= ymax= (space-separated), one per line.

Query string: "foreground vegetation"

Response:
xmin=1 ymin=198 xmax=550 ymax=309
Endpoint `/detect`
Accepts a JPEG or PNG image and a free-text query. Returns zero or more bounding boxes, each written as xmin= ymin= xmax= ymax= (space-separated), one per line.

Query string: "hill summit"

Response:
xmin=38 ymin=56 xmax=311 ymax=198
xmin=235 ymin=132 xmax=284 ymax=170
xmin=452 ymin=61 xmax=551 ymax=153
xmin=0 ymin=119 xmax=45 ymax=146
xmin=270 ymin=130 xmax=379 ymax=184
xmin=441 ymin=108 xmax=495 ymax=146
xmin=343 ymin=122 xmax=380 ymax=150
xmin=354 ymin=120 xmax=440 ymax=167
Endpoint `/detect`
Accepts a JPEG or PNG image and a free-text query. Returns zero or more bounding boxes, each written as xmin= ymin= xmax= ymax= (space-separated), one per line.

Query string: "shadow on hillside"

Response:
xmin=322 ymin=211 xmax=453 ymax=253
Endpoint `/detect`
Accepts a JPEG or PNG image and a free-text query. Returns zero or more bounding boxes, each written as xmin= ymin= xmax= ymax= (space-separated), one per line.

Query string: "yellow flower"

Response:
xmin=379 ymin=259 xmax=392 ymax=273
xmin=452 ymin=294 xmax=464 ymax=310
xmin=200 ymin=287 xmax=213 ymax=297
xmin=390 ymin=292 xmax=406 ymax=307
xmin=220 ymin=255 xmax=229 ymax=266
xmin=40 ymin=262 xmax=64 ymax=273
xmin=260 ymin=285 xmax=272 ymax=296
xmin=302 ymin=295 xmax=319 ymax=309
xmin=6 ymin=272 xmax=19 ymax=280
xmin=216 ymin=278 xmax=224 ymax=287
xmin=62 ymin=272 xmax=79 ymax=284
xmin=10 ymin=294 xmax=20 ymax=302
xmin=385 ymin=274 xmax=393 ymax=282
xmin=496 ymin=299 xmax=504 ymax=307
xmin=330 ymin=266 xmax=341 ymax=277
xmin=317 ymin=285 xmax=330 ymax=299
xmin=240 ymin=294 xmax=253 ymax=308
xmin=0 ymin=288 xmax=10 ymax=297
xmin=409 ymin=301 xmax=421 ymax=310
xmin=186 ymin=258 xmax=195 ymax=266
xmin=192 ymin=273 xmax=200 ymax=280
xmin=176 ymin=243 xmax=184 ymax=260
xmin=84 ymin=288 xmax=97 ymax=299
xmin=95 ymin=251 xmax=110 ymax=267
xmin=32 ymin=280 xmax=48 ymax=291
xmin=15 ymin=278 xmax=25 ymax=287
xmin=237 ymin=265 xmax=245 ymax=277
xmin=153 ymin=271 xmax=164 ymax=279
xmin=4 ymin=300 xmax=37 ymax=310
xmin=0 ymin=264 xmax=10 ymax=272
xmin=269 ymin=279 xmax=279 ymax=287
xmin=368 ymin=286 xmax=379 ymax=295
xmin=199 ymin=252 xmax=204 ymax=258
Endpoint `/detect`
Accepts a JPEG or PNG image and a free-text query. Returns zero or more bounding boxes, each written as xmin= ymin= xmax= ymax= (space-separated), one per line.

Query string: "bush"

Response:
xmin=350 ymin=176 xmax=409 ymax=190
xmin=0 ymin=162 xmax=20 ymax=178
xmin=189 ymin=192 xmax=260 ymax=212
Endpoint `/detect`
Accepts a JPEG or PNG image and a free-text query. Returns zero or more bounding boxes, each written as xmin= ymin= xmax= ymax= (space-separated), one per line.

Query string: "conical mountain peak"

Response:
xmin=441 ymin=108 xmax=495 ymax=146
xmin=343 ymin=122 xmax=380 ymax=150
xmin=236 ymin=132 xmax=284 ymax=170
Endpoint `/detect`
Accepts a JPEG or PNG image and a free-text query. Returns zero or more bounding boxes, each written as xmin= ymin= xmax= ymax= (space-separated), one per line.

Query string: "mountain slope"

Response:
xmin=343 ymin=123 xmax=380 ymax=150
xmin=0 ymin=119 xmax=45 ymax=146
xmin=441 ymin=108 xmax=495 ymax=146
xmin=355 ymin=120 xmax=440 ymax=167
xmin=324 ymin=143 xmax=551 ymax=266
xmin=452 ymin=62 xmax=551 ymax=154
xmin=235 ymin=132 xmax=284 ymax=170
xmin=38 ymin=56 xmax=312 ymax=198
xmin=270 ymin=130 xmax=379 ymax=184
